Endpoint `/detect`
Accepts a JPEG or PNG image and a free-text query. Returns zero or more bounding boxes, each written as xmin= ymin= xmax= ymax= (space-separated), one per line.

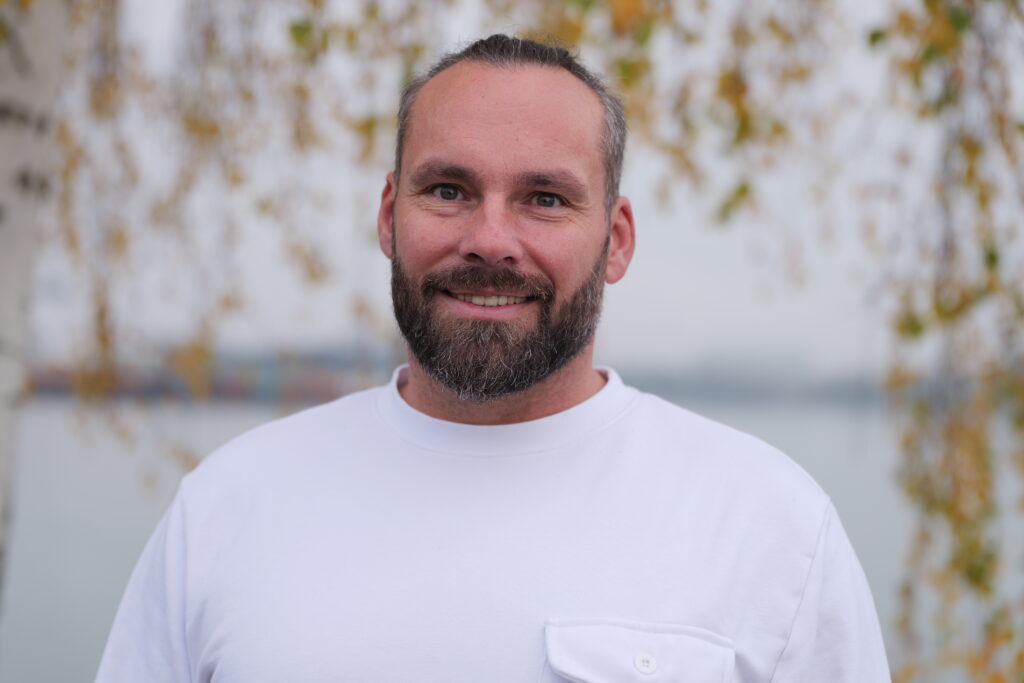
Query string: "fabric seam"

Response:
xmin=179 ymin=484 xmax=195 ymax=683
xmin=766 ymin=499 xmax=833 ymax=683
xmin=546 ymin=618 xmax=734 ymax=649
xmin=372 ymin=390 xmax=643 ymax=458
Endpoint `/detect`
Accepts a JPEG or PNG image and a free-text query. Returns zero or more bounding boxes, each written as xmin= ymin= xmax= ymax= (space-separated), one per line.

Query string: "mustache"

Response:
xmin=421 ymin=265 xmax=554 ymax=302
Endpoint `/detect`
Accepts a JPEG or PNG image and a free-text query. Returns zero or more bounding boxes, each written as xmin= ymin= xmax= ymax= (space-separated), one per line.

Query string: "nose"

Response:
xmin=457 ymin=198 xmax=524 ymax=267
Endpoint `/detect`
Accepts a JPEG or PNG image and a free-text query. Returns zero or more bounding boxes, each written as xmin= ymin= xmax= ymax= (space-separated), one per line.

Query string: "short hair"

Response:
xmin=394 ymin=34 xmax=627 ymax=214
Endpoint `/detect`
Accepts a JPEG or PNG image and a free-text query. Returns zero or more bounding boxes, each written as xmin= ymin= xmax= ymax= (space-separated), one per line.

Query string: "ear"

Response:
xmin=605 ymin=196 xmax=636 ymax=284
xmin=377 ymin=171 xmax=397 ymax=259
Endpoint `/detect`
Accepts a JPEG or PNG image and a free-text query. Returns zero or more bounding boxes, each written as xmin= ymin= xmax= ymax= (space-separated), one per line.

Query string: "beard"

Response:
xmin=391 ymin=244 xmax=608 ymax=402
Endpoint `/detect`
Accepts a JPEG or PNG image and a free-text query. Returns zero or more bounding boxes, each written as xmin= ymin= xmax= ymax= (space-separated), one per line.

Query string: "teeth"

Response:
xmin=453 ymin=293 xmax=528 ymax=307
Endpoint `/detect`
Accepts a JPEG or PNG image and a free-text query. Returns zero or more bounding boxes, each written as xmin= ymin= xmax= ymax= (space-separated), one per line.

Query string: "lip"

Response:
xmin=439 ymin=290 xmax=537 ymax=321
xmin=445 ymin=289 xmax=535 ymax=298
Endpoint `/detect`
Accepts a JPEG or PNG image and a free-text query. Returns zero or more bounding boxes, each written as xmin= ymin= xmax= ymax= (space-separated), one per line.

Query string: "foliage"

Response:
xmin=872 ymin=0 xmax=1024 ymax=677
xmin=7 ymin=0 xmax=1024 ymax=677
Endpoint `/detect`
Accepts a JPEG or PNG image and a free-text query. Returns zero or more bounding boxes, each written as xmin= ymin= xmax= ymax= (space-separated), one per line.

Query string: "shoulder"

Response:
xmin=180 ymin=384 xmax=385 ymax=496
xmin=631 ymin=391 xmax=823 ymax=485
xmin=620 ymin=389 xmax=832 ymax=530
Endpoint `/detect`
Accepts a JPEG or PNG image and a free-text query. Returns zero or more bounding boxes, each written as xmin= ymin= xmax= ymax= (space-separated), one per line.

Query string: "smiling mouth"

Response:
xmin=447 ymin=292 xmax=533 ymax=307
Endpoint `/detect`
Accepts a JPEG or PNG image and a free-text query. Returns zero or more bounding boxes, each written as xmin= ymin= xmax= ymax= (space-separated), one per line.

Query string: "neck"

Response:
xmin=398 ymin=347 xmax=606 ymax=425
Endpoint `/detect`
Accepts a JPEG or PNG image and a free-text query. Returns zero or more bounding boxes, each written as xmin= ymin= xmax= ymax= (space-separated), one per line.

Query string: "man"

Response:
xmin=97 ymin=35 xmax=890 ymax=682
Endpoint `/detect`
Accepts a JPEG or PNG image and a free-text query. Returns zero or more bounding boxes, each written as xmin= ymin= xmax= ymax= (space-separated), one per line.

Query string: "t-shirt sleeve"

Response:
xmin=94 ymin=490 xmax=192 ymax=683
xmin=769 ymin=502 xmax=891 ymax=682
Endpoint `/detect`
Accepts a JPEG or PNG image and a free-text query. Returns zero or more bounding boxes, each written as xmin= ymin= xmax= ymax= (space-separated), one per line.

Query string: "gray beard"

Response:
xmin=390 ymin=246 xmax=607 ymax=402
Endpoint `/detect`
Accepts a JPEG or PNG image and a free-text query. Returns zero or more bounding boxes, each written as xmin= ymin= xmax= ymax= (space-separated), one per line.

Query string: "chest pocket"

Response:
xmin=542 ymin=619 xmax=735 ymax=683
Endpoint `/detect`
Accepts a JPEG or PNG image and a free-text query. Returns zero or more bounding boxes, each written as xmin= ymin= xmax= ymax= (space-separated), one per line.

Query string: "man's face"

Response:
xmin=378 ymin=61 xmax=633 ymax=400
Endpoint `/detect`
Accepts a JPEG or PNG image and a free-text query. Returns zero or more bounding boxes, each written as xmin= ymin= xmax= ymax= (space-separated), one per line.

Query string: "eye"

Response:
xmin=431 ymin=184 xmax=464 ymax=201
xmin=532 ymin=192 xmax=564 ymax=208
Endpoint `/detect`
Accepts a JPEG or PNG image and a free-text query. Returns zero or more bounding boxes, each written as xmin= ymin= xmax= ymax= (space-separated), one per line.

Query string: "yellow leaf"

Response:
xmin=89 ymin=74 xmax=120 ymax=119
xmin=106 ymin=217 xmax=128 ymax=262
xmin=168 ymin=336 xmax=214 ymax=399
xmin=181 ymin=109 xmax=220 ymax=141
xmin=609 ymin=0 xmax=648 ymax=36
xmin=288 ymin=241 xmax=330 ymax=284
xmin=168 ymin=443 xmax=201 ymax=473
xmin=218 ymin=290 xmax=243 ymax=313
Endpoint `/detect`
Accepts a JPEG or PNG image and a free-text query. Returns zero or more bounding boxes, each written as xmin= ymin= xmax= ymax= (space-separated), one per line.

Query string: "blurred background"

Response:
xmin=1 ymin=0 xmax=1022 ymax=681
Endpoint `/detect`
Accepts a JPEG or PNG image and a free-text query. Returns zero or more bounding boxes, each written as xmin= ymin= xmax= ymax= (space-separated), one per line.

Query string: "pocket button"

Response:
xmin=634 ymin=653 xmax=658 ymax=675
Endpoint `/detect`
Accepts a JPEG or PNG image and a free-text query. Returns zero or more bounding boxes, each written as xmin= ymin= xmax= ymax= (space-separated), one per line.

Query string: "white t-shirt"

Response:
xmin=96 ymin=367 xmax=890 ymax=682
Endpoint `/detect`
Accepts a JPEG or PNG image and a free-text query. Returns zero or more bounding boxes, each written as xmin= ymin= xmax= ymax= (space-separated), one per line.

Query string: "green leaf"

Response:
xmin=983 ymin=242 xmax=999 ymax=272
xmin=896 ymin=309 xmax=926 ymax=339
xmin=289 ymin=19 xmax=313 ymax=48
xmin=614 ymin=57 xmax=649 ymax=88
xmin=867 ymin=28 xmax=887 ymax=46
xmin=922 ymin=43 xmax=944 ymax=63
xmin=930 ymin=84 xmax=959 ymax=111
xmin=633 ymin=19 xmax=654 ymax=47
xmin=716 ymin=180 xmax=751 ymax=222
xmin=946 ymin=5 xmax=971 ymax=33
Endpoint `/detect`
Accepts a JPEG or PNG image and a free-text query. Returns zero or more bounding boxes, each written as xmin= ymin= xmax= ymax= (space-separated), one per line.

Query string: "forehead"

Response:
xmin=402 ymin=62 xmax=606 ymax=185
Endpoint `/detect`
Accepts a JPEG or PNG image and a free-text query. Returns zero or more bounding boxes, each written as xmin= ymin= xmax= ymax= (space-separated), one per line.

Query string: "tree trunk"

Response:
xmin=0 ymin=1 xmax=70 ymax=618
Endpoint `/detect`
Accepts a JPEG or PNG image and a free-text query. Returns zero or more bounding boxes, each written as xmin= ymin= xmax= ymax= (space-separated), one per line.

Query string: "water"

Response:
xmin=0 ymin=399 xmax=280 ymax=683
xmin=0 ymin=391 xmax=982 ymax=681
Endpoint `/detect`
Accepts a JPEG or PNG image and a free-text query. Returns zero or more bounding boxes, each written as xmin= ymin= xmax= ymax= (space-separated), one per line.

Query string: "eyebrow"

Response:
xmin=513 ymin=170 xmax=589 ymax=204
xmin=407 ymin=162 xmax=479 ymax=189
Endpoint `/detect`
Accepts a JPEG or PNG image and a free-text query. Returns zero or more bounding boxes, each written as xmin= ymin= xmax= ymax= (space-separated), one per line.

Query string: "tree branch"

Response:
xmin=0 ymin=15 xmax=33 ymax=77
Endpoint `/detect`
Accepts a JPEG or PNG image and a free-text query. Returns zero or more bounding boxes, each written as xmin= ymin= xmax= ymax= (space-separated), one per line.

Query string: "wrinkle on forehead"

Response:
xmin=401 ymin=62 xmax=606 ymax=188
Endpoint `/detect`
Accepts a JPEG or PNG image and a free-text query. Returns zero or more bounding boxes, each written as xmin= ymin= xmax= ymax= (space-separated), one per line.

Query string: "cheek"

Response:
xmin=529 ymin=240 xmax=604 ymax=291
xmin=395 ymin=227 xmax=455 ymax=270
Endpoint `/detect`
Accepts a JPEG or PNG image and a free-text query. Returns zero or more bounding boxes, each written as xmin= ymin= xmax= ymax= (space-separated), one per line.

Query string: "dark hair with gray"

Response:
xmin=394 ymin=34 xmax=627 ymax=214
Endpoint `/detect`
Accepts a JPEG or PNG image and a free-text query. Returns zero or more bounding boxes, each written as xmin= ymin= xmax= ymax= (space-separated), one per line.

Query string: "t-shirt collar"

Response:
xmin=375 ymin=365 xmax=639 ymax=456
